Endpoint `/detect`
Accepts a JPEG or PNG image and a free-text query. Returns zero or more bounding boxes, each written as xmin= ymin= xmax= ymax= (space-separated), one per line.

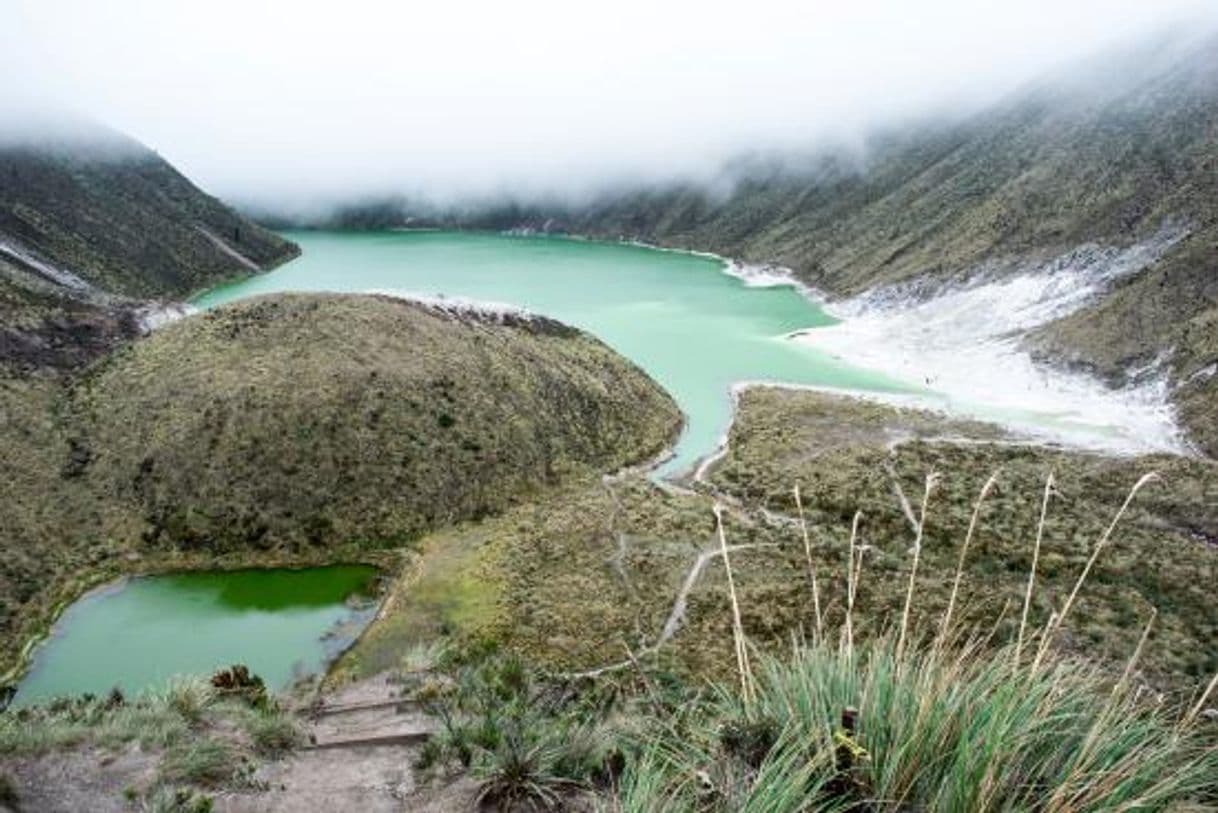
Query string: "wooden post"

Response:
xmin=837 ymin=707 xmax=859 ymax=773
xmin=830 ymin=706 xmax=871 ymax=808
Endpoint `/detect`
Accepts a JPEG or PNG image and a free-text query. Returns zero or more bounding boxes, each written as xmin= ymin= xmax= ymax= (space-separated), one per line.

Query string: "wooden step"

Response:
xmin=312 ymin=698 xmax=418 ymax=717
xmin=304 ymin=730 xmax=433 ymax=751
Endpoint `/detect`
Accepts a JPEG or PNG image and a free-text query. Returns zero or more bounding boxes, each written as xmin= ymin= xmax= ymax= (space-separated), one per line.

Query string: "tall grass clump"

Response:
xmin=612 ymin=470 xmax=1218 ymax=811
xmin=413 ymin=645 xmax=622 ymax=809
xmin=615 ymin=636 xmax=1217 ymax=812
xmin=158 ymin=738 xmax=238 ymax=787
xmin=0 ymin=690 xmax=192 ymax=755
xmin=0 ymin=675 xmax=227 ymax=757
xmin=151 ymin=676 xmax=215 ymax=725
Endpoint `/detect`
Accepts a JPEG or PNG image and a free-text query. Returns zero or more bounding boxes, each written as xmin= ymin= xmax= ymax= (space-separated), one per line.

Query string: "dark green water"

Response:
xmin=16 ymin=566 xmax=377 ymax=705
xmin=196 ymin=230 xmax=909 ymax=475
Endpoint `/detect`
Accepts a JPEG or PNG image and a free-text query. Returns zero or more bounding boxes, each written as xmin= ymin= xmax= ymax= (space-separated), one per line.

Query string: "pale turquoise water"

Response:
xmin=16 ymin=566 xmax=378 ymax=706
xmin=196 ymin=231 xmax=910 ymax=475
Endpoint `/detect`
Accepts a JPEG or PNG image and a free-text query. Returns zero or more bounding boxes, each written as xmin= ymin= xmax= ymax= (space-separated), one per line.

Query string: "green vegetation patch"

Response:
xmin=0 ymin=672 xmax=291 ymax=808
xmin=352 ymin=387 xmax=1218 ymax=690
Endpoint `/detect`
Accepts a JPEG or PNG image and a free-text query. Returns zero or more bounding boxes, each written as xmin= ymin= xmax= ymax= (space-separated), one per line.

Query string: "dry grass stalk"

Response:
xmin=897 ymin=472 xmax=939 ymax=661
xmin=982 ymin=597 xmax=1014 ymax=650
xmin=1034 ymin=472 xmax=1159 ymax=668
xmin=937 ymin=471 xmax=1000 ymax=651
xmin=793 ymin=484 xmax=824 ymax=643
xmin=843 ymin=510 xmax=864 ymax=658
xmin=1182 ymin=668 xmax=1218 ymax=728
xmin=1028 ymin=611 xmax=1059 ymax=676
xmin=1115 ymin=607 xmax=1156 ymax=695
xmin=714 ymin=502 xmax=754 ymax=704
xmin=1015 ymin=472 xmax=1055 ymax=666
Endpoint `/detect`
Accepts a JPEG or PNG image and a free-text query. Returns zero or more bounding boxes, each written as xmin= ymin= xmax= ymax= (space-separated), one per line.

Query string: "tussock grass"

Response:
xmin=152 ymin=677 xmax=215 ymax=725
xmin=138 ymin=786 xmax=215 ymax=813
xmin=615 ymin=636 xmax=1217 ymax=812
xmin=612 ymin=470 xmax=1218 ymax=811
xmin=241 ymin=709 xmax=302 ymax=755
xmin=0 ymin=676 xmax=224 ymax=756
xmin=409 ymin=467 xmax=1217 ymax=810
xmin=158 ymin=739 xmax=237 ymax=787
xmin=0 ymin=672 xmax=297 ymax=800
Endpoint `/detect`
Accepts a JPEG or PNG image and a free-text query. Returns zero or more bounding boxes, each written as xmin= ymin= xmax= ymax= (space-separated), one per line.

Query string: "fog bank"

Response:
xmin=3 ymin=0 xmax=1217 ymax=209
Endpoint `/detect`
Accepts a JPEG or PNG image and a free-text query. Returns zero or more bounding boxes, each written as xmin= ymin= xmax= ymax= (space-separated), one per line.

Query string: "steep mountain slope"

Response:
xmin=561 ymin=36 xmax=1218 ymax=454
xmin=548 ymin=34 xmax=1218 ymax=295
xmin=0 ymin=124 xmax=297 ymax=299
xmin=0 ymin=122 xmax=299 ymax=371
xmin=312 ymin=33 xmax=1218 ymax=453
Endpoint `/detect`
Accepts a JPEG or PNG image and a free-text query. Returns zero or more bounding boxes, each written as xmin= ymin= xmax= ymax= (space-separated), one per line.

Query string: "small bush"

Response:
xmin=412 ymin=648 xmax=622 ymax=805
xmin=474 ymin=731 xmax=578 ymax=811
xmin=159 ymin=739 xmax=237 ymax=787
xmin=243 ymin=711 xmax=301 ymax=754
xmin=209 ymin=665 xmax=267 ymax=709
xmin=153 ymin=677 xmax=215 ymax=725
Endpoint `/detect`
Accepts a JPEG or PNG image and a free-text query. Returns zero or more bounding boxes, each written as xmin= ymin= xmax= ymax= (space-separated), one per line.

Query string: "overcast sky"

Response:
xmin=3 ymin=0 xmax=1216 ymax=207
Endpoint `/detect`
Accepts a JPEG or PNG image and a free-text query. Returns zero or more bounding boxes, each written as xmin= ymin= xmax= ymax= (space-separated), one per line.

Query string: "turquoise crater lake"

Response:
xmin=196 ymin=230 xmax=908 ymax=475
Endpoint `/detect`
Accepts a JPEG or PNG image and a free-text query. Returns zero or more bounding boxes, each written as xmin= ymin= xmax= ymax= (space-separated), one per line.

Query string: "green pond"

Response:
xmin=16 ymin=566 xmax=378 ymax=706
xmin=196 ymin=230 xmax=910 ymax=475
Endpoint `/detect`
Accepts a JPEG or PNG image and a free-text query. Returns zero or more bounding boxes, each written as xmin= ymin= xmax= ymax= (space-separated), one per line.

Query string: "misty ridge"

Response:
xmin=3 ymin=0 xmax=1216 ymax=213
xmin=224 ymin=23 xmax=1218 ymax=232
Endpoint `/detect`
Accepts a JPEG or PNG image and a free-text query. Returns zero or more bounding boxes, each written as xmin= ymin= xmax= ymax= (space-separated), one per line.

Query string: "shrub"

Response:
xmin=158 ymin=739 xmax=237 ymax=786
xmin=209 ymin=665 xmax=267 ymax=709
xmin=412 ymin=647 xmax=623 ymax=806
xmin=243 ymin=711 xmax=301 ymax=754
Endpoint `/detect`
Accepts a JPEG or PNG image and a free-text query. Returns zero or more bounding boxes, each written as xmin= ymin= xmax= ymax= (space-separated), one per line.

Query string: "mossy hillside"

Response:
xmin=69 ymin=293 xmax=680 ymax=550
xmin=346 ymin=388 xmax=1218 ymax=687
xmin=0 ymin=293 xmax=681 ymax=677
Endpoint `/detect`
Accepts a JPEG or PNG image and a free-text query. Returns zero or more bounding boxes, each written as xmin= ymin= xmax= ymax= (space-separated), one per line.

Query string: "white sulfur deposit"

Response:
xmin=792 ymin=229 xmax=1190 ymax=455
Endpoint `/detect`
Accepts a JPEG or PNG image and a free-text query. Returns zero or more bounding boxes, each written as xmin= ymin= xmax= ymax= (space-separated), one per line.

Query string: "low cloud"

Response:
xmin=4 ymin=0 xmax=1216 ymax=210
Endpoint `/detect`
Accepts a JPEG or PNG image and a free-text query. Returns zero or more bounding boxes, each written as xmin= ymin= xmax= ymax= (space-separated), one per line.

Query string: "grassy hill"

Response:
xmin=0 ymin=293 xmax=680 ymax=679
